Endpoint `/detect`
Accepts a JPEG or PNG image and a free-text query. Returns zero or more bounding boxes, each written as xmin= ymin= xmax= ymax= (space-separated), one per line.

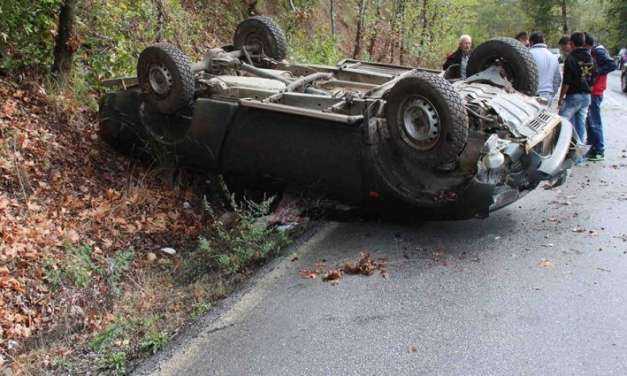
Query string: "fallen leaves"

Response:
xmin=538 ymin=259 xmax=554 ymax=268
xmin=322 ymin=269 xmax=342 ymax=283
xmin=0 ymin=79 xmax=207 ymax=354
xmin=299 ymin=252 xmax=388 ymax=284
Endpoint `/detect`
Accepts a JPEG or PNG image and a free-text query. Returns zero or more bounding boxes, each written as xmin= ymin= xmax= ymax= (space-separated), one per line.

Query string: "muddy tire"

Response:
xmin=466 ymin=37 xmax=538 ymax=95
xmin=233 ymin=16 xmax=288 ymax=62
xmin=137 ymin=43 xmax=194 ymax=114
xmin=385 ymin=72 xmax=468 ymax=167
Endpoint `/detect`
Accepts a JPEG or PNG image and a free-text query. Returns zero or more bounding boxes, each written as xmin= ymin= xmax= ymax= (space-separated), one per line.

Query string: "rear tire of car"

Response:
xmin=233 ymin=16 xmax=288 ymax=63
xmin=466 ymin=37 xmax=538 ymax=95
xmin=137 ymin=43 xmax=195 ymax=114
xmin=99 ymin=91 xmax=147 ymax=157
xmin=385 ymin=72 xmax=468 ymax=168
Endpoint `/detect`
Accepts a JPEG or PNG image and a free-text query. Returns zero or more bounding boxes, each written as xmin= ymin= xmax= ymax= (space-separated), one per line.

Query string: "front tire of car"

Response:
xmin=384 ymin=72 xmax=468 ymax=168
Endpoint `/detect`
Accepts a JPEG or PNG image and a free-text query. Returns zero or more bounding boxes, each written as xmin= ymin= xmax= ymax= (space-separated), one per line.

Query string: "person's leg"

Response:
xmin=573 ymin=94 xmax=591 ymax=146
xmin=560 ymin=94 xmax=587 ymax=141
xmin=559 ymin=95 xmax=579 ymax=134
xmin=587 ymin=95 xmax=605 ymax=160
xmin=585 ymin=109 xmax=594 ymax=147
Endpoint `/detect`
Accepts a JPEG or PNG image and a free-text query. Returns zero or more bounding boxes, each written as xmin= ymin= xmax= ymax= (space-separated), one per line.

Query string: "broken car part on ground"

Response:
xmin=99 ymin=16 xmax=585 ymax=219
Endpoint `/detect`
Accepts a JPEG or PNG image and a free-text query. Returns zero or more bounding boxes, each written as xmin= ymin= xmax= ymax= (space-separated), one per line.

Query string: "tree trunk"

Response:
xmin=154 ymin=0 xmax=165 ymax=42
xmin=397 ymin=0 xmax=407 ymax=65
xmin=51 ymin=0 xmax=78 ymax=80
xmin=367 ymin=0 xmax=382 ymax=59
xmin=561 ymin=0 xmax=568 ymax=34
xmin=330 ymin=0 xmax=337 ymax=38
xmin=414 ymin=0 xmax=429 ymax=63
xmin=352 ymin=0 xmax=368 ymax=59
xmin=388 ymin=0 xmax=406 ymax=64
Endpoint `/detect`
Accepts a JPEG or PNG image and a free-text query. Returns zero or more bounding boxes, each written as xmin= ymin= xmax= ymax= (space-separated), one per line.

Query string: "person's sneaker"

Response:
xmin=587 ymin=153 xmax=605 ymax=162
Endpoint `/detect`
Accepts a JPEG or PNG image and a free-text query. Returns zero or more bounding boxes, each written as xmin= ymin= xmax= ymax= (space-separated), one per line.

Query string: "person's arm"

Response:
xmin=558 ymin=56 xmax=575 ymax=107
xmin=552 ymin=59 xmax=562 ymax=97
xmin=558 ymin=84 xmax=569 ymax=107
xmin=594 ymin=47 xmax=617 ymax=75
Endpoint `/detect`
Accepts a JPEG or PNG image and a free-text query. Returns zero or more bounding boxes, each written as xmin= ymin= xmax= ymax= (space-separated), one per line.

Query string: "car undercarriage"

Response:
xmin=99 ymin=16 xmax=585 ymax=219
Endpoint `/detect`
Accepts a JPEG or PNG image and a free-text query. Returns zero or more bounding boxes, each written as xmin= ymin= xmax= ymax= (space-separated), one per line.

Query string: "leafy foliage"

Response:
xmin=191 ymin=194 xmax=291 ymax=276
xmin=0 ymin=0 xmax=62 ymax=72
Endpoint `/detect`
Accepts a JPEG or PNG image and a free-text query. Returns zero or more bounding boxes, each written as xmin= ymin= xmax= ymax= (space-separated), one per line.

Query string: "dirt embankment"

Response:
xmin=0 ymin=78 xmax=291 ymax=374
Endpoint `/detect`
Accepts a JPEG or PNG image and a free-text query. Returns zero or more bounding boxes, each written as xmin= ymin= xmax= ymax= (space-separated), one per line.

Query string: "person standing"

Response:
xmin=583 ymin=33 xmax=617 ymax=161
xmin=558 ymin=36 xmax=572 ymax=56
xmin=443 ymin=35 xmax=472 ymax=79
xmin=557 ymin=32 xmax=594 ymax=143
xmin=528 ymin=31 xmax=561 ymax=105
xmin=515 ymin=31 xmax=530 ymax=47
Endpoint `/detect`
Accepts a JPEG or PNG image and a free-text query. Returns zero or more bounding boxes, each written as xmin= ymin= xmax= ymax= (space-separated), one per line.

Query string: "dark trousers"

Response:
xmin=586 ymin=95 xmax=604 ymax=154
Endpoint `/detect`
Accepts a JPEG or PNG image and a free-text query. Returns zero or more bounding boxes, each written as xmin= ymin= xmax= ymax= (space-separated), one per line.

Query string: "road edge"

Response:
xmin=131 ymin=221 xmax=339 ymax=375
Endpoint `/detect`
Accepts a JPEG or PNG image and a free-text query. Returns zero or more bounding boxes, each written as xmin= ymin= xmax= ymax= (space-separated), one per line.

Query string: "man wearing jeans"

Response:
xmin=558 ymin=32 xmax=594 ymax=144
xmin=584 ymin=33 xmax=617 ymax=161
xmin=529 ymin=31 xmax=561 ymax=105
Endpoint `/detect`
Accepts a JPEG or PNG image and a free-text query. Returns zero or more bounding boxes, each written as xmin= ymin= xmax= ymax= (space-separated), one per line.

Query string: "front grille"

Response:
xmin=526 ymin=110 xmax=553 ymax=131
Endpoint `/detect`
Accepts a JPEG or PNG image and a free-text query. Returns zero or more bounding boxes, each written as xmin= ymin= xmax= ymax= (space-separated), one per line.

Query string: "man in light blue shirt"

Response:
xmin=529 ymin=31 xmax=561 ymax=106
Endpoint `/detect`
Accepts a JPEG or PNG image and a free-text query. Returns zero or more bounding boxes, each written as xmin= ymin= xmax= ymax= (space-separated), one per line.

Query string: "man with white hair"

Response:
xmin=443 ymin=35 xmax=473 ymax=79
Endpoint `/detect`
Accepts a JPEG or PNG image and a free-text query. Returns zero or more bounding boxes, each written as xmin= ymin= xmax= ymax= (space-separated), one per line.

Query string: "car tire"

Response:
xmin=385 ymin=72 xmax=468 ymax=167
xmin=137 ymin=43 xmax=194 ymax=114
xmin=466 ymin=37 xmax=538 ymax=95
xmin=622 ymin=72 xmax=627 ymax=93
xmin=99 ymin=91 xmax=147 ymax=157
xmin=233 ymin=16 xmax=288 ymax=63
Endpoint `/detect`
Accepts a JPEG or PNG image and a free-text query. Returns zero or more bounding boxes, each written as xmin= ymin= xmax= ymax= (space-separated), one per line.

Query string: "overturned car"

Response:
xmin=99 ymin=16 xmax=583 ymax=219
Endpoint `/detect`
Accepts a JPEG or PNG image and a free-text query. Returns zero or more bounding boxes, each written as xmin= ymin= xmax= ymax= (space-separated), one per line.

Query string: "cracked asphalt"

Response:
xmin=136 ymin=72 xmax=627 ymax=376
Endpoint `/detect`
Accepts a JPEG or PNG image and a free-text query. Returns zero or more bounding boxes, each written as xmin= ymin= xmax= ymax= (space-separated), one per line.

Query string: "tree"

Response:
xmin=329 ymin=0 xmax=337 ymax=38
xmin=367 ymin=0 xmax=382 ymax=58
xmin=560 ymin=0 xmax=569 ymax=34
xmin=51 ymin=0 xmax=78 ymax=80
xmin=352 ymin=0 xmax=368 ymax=58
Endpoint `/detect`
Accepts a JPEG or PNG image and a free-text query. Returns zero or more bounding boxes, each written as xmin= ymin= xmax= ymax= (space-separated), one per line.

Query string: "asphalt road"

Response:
xmin=137 ymin=72 xmax=627 ymax=376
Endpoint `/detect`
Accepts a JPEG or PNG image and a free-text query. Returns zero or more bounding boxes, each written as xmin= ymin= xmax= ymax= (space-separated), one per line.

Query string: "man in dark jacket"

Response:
xmin=558 ymin=32 xmax=595 ymax=145
xmin=583 ymin=33 xmax=617 ymax=161
xmin=443 ymin=35 xmax=472 ymax=79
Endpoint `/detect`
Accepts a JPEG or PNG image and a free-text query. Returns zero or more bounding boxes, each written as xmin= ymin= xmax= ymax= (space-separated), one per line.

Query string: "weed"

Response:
xmin=45 ymin=244 xmax=102 ymax=290
xmin=51 ymin=356 xmax=74 ymax=373
xmin=191 ymin=302 xmax=211 ymax=319
xmin=99 ymin=351 xmax=127 ymax=375
xmin=106 ymin=249 xmax=135 ymax=295
xmin=90 ymin=322 xmax=126 ymax=353
xmin=204 ymin=194 xmax=291 ymax=274
xmin=139 ymin=330 xmax=168 ymax=355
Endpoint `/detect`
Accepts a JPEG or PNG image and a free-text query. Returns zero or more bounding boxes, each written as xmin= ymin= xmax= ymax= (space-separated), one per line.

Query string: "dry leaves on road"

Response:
xmin=299 ymin=251 xmax=388 ymax=284
xmin=538 ymin=259 xmax=554 ymax=268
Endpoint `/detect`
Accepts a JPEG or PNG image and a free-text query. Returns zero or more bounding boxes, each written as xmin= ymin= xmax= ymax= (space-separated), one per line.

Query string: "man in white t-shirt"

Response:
xmin=529 ymin=31 xmax=561 ymax=106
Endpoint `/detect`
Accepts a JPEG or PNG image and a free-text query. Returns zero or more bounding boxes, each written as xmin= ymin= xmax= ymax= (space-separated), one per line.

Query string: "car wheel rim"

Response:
xmin=400 ymin=96 xmax=440 ymax=150
xmin=148 ymin=64 xmax=173 ymax=96
xmin=243 ymin=33 xmax=266 ymax=55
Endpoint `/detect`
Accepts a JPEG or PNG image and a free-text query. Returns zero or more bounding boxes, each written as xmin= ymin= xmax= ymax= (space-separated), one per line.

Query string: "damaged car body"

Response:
xmin=99 ymin=16 xmax=584 ymax=219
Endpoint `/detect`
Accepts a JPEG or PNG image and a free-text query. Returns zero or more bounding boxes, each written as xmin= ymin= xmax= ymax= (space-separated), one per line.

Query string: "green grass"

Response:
xmin=139 ymin=330 xmax=168 ymax=355
xmin=45 ymin=244 xmax=101 ymax=290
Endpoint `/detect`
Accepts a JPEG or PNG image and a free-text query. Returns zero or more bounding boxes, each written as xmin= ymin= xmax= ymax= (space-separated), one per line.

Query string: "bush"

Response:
xmin=0 ymin=0 xmax=62 ymax=72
